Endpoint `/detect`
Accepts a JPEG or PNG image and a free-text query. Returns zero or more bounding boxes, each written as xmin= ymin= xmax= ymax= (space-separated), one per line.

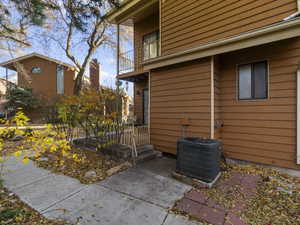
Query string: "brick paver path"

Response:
xmin=174 ymin=172 xmax=261 ymax=225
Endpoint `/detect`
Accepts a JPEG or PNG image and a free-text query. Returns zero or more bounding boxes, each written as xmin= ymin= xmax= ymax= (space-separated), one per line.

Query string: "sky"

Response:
xmin=0 ymin=25 xmax=134 ymax=96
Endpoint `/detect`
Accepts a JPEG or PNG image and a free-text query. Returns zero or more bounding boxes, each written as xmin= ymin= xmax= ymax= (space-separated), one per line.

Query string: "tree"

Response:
xmin=39 ymin=0 xmax=120 ymax=95
xmin=0 ymin=0 xmax=57 ymax=47
xmin=5 ymin=86 xmax=40 ymax=114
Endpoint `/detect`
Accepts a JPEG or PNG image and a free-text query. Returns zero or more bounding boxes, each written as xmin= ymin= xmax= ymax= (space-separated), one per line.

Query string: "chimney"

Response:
xmin=89 ymin=58 xmax=100 ymax=90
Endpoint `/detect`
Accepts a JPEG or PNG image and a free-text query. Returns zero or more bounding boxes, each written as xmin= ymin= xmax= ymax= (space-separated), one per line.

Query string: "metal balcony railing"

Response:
xmin=118 ymin=39 xmax=160 ymax=75
xmin=119 ymin=50 xmax=134 ymax=74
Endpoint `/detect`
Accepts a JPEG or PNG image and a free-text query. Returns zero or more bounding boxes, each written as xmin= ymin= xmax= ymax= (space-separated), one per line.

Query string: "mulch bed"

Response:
xmin=2 ymin=140 xmax=31 ymax=156
xmin=31 ymin=146 xmax=132 ymax=184
xmin=0 ymin=181 xmax=70 ymax=225
xmin=172 ymin=163 xmax=300 ymax=225
xmin=2 ymin=139 xmax=132 ymax=184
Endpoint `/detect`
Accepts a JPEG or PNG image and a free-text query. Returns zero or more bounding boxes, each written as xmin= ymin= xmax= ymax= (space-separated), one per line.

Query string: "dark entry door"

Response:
xmin=143 ymin=88 xmax=149 ymax=125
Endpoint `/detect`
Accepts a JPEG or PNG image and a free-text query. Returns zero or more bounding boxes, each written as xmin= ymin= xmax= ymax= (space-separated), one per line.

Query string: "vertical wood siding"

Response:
xmin=219 ymin=37 xmax=300 ymax=170
xmin=134 ymin=13 xmax=159 ymax=71
xmin=150 ymin=58 xmax=211 ymax=154
xmin=161 ymin=0 xmax=297 ymax=55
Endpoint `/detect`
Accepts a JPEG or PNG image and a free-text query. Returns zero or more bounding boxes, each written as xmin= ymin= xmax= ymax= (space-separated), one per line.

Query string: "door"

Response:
xmin=143 ymin=88 xmax=149 ymax=125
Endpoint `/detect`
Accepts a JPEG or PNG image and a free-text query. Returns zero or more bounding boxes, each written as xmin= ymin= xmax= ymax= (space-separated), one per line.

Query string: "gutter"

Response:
xmin=143 ymin=18 xmax=300 ymax=70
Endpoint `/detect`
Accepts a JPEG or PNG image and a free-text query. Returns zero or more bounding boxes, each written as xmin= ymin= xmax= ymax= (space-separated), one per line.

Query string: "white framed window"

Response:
xmin=238 ymin=61 xmax=268 ymax=100
xmin=31 ymin=67 xmax=42 ymax=73
xmin=56 ymin=65 xmax=64 ymax=94
xmin=143 ymin=31 xmax=160 ymax=61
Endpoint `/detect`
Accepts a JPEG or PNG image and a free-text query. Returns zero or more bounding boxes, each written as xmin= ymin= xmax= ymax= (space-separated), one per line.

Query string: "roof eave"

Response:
xmin=107 ymin=0 xmax=158 ymax=24
xmin=0 ymin=53 xmax=76 ymax=71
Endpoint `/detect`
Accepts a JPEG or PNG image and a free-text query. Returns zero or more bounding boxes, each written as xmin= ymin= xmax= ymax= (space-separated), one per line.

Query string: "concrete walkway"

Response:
xmin=2 ymin=156 xmax=200 ymax=225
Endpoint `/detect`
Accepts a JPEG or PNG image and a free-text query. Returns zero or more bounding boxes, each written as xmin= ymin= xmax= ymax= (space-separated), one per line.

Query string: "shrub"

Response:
xmin=0 ymin=111 xmax=85 ymax=178
xmin=5 ymin=86 xmax=40 ymax=115
xmin=46 ymin=88 xmax=127 ymax=150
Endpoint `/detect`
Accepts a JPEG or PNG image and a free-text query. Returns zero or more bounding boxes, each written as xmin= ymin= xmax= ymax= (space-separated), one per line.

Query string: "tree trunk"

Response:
xmin=73 ymin=69 xmax=84 ymax=95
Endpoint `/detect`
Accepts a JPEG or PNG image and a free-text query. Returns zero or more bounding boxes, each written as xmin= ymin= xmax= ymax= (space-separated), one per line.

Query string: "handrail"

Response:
xmin=119 ymin=49 xmax=134 ymax=74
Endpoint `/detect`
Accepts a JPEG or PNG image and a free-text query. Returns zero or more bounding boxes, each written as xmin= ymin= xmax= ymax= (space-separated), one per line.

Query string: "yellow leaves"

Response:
xmin=13 ymin=151 xmax=22 ymax=157
xmin=50 ymin=145 xmax=57 ymax=153
xmin=13 ymin=111 xmax=30 ymax=127
xmin=22 ymin=158 xmax=29 ymax=164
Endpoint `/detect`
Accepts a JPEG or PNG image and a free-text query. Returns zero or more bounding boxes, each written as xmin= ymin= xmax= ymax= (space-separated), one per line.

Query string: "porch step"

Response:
xmin=137 ymin=144 xmax=154 ymax=155
xmin=136 ymin=145 xmax=161 ymax=163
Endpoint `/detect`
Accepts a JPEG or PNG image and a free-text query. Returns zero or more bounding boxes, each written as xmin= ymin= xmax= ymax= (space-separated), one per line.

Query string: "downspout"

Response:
xmin=210 ymin=56 xmax=215 ymax=139
xmin=297 ymin=67 xmax=300 ymax=164
xmin=148 ymin=72 xmax=151 ymax=144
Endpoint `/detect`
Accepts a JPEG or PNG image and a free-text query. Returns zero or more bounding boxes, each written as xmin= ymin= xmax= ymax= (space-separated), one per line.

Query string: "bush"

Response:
xmin=45 ymin=88 xmax=127 ymax=150
xmin=5 ymin=86 xmax=40 ymax=115
xmin=0 ymin=110 xmax=85 ymax=177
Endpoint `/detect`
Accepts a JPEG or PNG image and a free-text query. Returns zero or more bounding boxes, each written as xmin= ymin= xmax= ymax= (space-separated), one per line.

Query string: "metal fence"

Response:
xmin=72 ymin=125 xmax=150 ymax=147
xmin=119 ymin=50 xmax=135 ymax=74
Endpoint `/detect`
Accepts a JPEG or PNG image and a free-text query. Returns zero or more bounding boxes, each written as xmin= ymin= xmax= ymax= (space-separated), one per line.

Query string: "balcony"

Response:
xmin=118 ymin=37 xmax=160 ymax=79
xmin=119 ymin=50 xmax=135 ymax=74
xmin=118 ymin=38 xmax=160 ymax=75
xmin=113 ymin=0 xmax=160 ymax=80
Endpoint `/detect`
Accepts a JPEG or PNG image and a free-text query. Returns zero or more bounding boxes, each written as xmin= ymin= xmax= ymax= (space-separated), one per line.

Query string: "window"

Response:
xmin=143 ymin=31 xmax=159 ymax=61
xmin=31 ymin=67 xmax=42 ymax=73
xmin=56 ymin=65 xmax=64 ymax=94
xmin=238 ymin=61 xmax=268 ymax=100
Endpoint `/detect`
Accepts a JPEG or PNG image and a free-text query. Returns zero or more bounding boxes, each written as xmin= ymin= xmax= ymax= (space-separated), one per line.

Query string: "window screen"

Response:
xmin=238 ymin=61 xmax=268 ymax=100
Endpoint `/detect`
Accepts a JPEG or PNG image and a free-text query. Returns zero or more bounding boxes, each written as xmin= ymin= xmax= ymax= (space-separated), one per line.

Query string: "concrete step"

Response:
xmin=137 ymin=151 xmax=159 ymax=164
xmin=137 ymin=144 xmax=154 ymax=155
xmin=136 ymin=145 xmax=161 ymax=163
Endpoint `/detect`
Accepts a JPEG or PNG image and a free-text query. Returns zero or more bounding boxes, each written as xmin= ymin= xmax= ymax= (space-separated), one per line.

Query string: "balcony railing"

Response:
xmin=118 ymin=40 xmax=160 ymax=75
xmin=119 ymin=50 xmax=134 ymax=74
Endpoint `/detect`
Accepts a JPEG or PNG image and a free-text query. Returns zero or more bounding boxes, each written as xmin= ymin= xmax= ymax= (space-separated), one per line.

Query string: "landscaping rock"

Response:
xmin=106 ymin=162 xmax=132 ymax=177
xmin=38 ymin=157 xmax=49 ymax=162
xmin=12 ymin=135 xmax=23 ymax=141
xmin=84 ymin=170 xmax=97 ymax=178
xmin=109 ymin=144 xmax=132 ymax=160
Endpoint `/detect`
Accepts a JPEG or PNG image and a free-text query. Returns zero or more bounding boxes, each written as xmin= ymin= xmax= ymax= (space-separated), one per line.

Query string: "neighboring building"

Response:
xmin=0 ymin=78 xmax=15 ymax=113
xmin=0 ymin=53 xmax=132 ymax=120
xmin=109 ymin=0 xmax=300 ymax=169
xmin=0 ymin=53 xmax=76 ymax=100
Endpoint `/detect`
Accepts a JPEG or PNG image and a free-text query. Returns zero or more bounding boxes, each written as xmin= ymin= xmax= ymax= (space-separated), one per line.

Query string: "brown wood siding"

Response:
xmin=219 ymin=37 xmax=300 ymax=170
xmin=134 ymin=79 xmax=148 ymax=124
xmin=161 ymin=0 xmax=297 ymax=55
xmin=214 ymin=56 xmax=222 ymax=139
xmin=150 ymin=58 xmax=211 ymax=154
xmin=134 ymin=13 xmax=159 ymax=71
xmin=17 ymin=56 xmax=74 ymax=100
